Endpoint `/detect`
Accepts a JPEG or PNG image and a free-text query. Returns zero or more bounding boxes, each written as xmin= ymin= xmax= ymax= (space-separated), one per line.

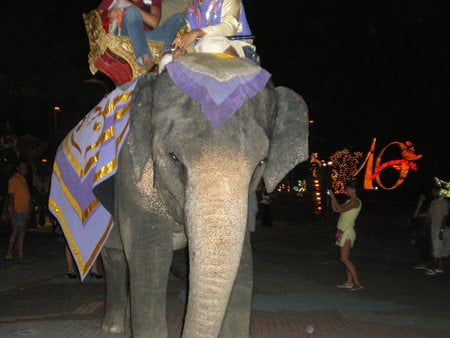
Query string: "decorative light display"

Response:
xmin=293 ymin=180 xmax=307 ymax=197
xmin=309 ymin=153 xmax=328 ymax=215
xmin=312 ymin=178 xmax=322 ymax=215
xmin=329 ymin=149 xmax=363 ymax=194
xmin=371 ymin=159 xmax=418 ymax=179
xmin=311 ymin=138 xmax=422 ymax=206
xmin=276 ymin=180 xmax=291 ymax=193
xmin=308 ymin=139 xmax=422 ymax=216
xmin=434 ymin=177 xmax=450 ymax=198
xmin=353 ymin=138 xmax=422 ymax=190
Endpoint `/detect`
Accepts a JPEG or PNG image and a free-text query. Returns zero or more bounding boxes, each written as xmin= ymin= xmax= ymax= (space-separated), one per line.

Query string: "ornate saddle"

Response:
xmin=83 ymin=9 xmax=185 ymax=85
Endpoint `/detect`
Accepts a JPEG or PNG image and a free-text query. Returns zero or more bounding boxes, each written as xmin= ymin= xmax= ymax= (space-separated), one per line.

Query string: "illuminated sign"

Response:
xmin=353 ymin=138 xmax=422 ymax=190
xmin=309 ymin=139 xmax=422 ymax=215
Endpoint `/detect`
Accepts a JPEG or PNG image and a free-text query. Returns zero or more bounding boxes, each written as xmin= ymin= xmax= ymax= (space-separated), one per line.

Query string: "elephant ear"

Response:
xmin=127 ymin=74 xmax=157 ymax=181
xmin=263 ymin=86 xmax=309 ymax=193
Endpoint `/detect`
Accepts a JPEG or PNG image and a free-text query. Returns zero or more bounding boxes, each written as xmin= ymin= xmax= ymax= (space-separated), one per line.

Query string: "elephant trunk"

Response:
xmin=182 ymin=169 xmax=249 ymax=338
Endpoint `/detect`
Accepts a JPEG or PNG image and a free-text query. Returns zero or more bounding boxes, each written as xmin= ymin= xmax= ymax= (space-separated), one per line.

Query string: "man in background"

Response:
xmin=5 ymin=161 xmax=31 ymax=263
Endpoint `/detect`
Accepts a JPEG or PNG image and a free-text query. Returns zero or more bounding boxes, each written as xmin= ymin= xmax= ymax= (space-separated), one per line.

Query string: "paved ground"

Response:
xmin=1 ymin=194 xmax=450 ymax=337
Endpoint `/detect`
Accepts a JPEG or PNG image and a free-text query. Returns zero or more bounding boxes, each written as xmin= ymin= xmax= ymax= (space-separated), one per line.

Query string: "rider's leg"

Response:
xmin=121 ymin=6 xmax=154 ymax=68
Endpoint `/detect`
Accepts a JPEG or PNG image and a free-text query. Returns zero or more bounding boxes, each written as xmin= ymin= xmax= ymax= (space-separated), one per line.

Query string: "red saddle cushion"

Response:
xmin=94 ymin=49 xmax=133 ymax=85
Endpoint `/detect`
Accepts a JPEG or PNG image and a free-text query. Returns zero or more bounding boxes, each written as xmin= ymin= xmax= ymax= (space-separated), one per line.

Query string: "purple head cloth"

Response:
xmin=166 ymin=53 xmax=271 ymax=129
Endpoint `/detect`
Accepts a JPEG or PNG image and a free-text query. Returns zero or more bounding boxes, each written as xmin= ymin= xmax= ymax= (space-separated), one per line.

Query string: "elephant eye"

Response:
xmin=258 ymin=158 xmax=267 ymax=166
xmin=169 ymin=152 xmax=179 ymax=162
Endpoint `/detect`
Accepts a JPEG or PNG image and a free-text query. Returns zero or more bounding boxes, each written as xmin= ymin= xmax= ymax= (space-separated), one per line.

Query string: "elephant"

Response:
xmin=94 ymin=53 xmax=309 ymax=337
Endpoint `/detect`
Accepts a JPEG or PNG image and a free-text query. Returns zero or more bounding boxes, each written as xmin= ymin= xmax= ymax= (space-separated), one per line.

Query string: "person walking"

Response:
xmin=5 ymin=161 xmax=32 ymax=263
xmin=425 ymin=186 xmax=449 ymax=275
xmin=330 ymin=182 xmax=363 ymax=291
xmin=411 ymin=191 xmax=432 ymax=270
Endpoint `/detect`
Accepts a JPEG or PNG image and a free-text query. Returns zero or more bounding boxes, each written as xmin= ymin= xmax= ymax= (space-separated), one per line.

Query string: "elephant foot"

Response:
xmin=102 ymin=310 xmax=126 ymax=334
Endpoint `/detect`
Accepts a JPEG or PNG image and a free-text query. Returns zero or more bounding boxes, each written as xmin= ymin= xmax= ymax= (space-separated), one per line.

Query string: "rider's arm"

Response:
xmin=173 ymin=0 xmax=241 ymax=55
xmin=330 ymin=194 xmax=359 ymax=213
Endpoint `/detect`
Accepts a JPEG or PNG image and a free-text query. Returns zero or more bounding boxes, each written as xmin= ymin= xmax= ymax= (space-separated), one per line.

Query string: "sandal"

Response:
xmin=337 ymin=284 xmax=353 ymax=289
xmin=349 ymin=285 xmax=364 ymax=292
xmin=67 ymin=271 xmax=78 ymax=279
xmin=90 ymin=271 xmax=103 ymax=279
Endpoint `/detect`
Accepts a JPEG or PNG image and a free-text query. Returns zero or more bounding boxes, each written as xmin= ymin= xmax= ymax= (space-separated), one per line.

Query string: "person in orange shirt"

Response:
xmin=5 ymin=161 xmax=32 ymax=263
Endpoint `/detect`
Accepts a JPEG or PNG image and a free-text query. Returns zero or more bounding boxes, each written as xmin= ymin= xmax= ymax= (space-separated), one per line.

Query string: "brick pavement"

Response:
xmin=1 ymin=196 xmax=450 ymax=337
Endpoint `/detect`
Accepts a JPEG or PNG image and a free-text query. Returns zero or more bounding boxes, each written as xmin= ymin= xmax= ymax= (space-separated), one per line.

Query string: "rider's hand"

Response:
xmin=108 ymin=7 xmax=124 ymax=20
xmin=173 ymin=48 xmax=186 ymax=59
xmin=172 ymin=30 xmax=204 ymax=54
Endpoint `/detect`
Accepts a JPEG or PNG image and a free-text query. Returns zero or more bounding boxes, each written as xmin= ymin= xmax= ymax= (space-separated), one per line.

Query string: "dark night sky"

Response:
xmin=1 ymin=0 xmax=449 ymax=181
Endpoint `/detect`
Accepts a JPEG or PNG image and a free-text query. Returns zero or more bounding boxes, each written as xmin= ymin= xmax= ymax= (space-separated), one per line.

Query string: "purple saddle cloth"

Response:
xmin=48 ymin=80 xmax=137 ymax=280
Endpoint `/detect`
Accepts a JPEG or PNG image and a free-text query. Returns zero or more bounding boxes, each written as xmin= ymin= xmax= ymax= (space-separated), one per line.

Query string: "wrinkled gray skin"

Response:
xmin=100 ymin=54 xmax=309 ymax=338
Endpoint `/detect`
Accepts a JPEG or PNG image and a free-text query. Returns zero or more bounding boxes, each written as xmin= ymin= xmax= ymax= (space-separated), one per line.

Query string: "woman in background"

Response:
xmin=330 ymin=182 xmax=363 ymax=291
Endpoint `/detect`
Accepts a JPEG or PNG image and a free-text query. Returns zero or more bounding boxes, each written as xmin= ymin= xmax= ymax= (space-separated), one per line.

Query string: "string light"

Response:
xmin=329 ymin=149 xmax=363 ymax=194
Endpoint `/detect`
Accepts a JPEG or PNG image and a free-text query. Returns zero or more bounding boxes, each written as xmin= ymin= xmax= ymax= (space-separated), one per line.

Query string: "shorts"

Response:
xmin=11 ymin=213 xmax=30 ymax=228
xmin=431 ymin=226 xmax=448 ymax=258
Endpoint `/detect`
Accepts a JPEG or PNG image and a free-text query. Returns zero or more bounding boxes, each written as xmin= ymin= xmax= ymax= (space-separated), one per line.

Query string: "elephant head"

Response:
xmin=127 ymin=53 xmax=308 ymax=336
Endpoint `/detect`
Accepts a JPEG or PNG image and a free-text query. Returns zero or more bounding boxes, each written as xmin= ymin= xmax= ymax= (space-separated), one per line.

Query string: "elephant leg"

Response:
xmin=102 ymin=246 xmax=129 ymax=334
xmin=219 ymin=230 xmax=253 ymax=338
xmin=121 ymin=213 xmax=174 ymax=337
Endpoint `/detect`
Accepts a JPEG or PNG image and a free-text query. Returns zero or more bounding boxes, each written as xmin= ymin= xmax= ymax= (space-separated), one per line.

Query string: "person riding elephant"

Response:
xmin=174 ymin=0 xmax=253 ymax=56
xmin=158 ymin=0 xmax=257 ymax=73
xmin=98 ymin=0 xmax=186 ymax=71
xmin=49 ymin=53 xmax=309 ymax=337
